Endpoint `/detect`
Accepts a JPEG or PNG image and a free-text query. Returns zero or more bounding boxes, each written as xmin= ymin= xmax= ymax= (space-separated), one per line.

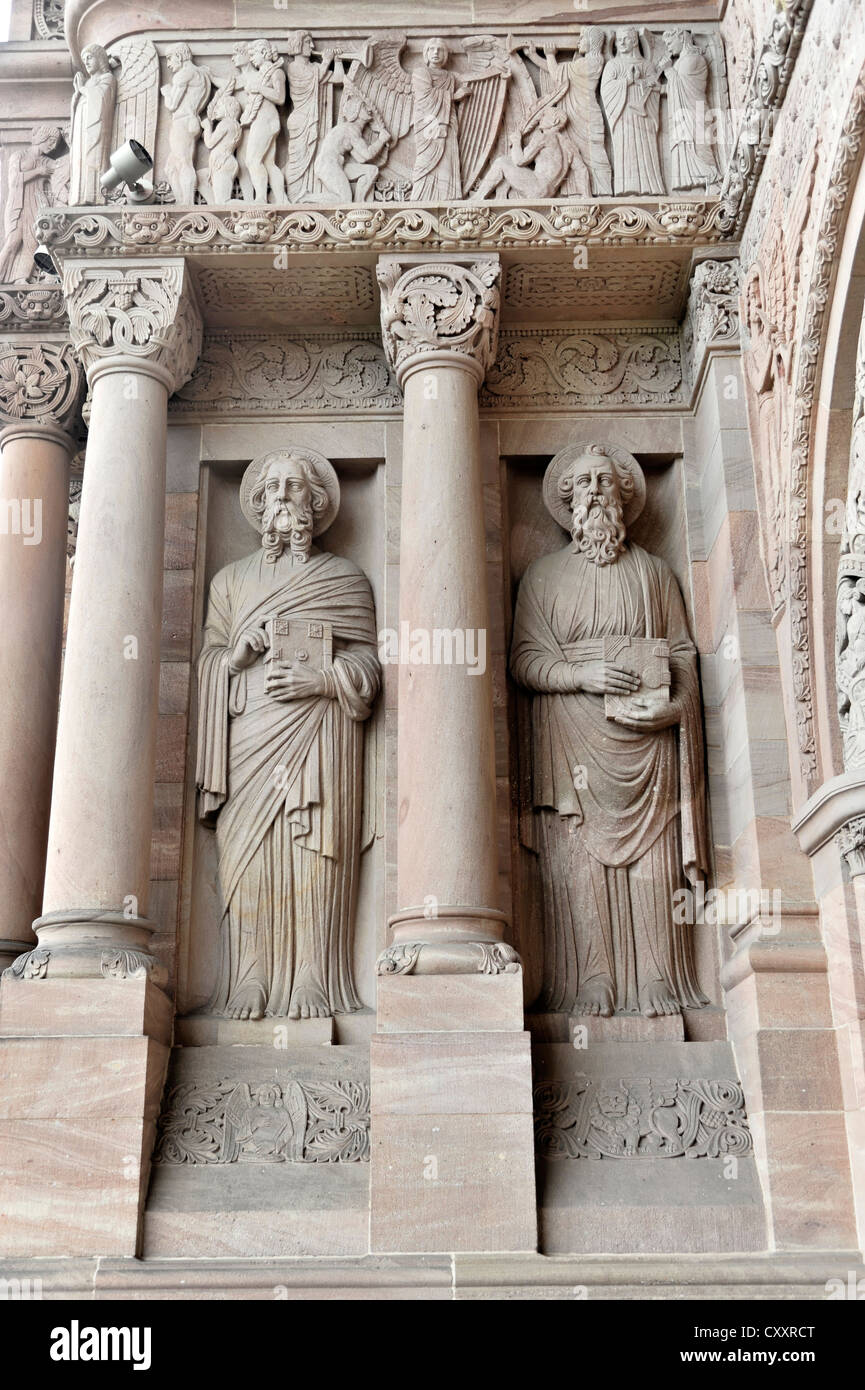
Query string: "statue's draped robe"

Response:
xmin=562 ymin=54 xmax=612 ymax=196
xmin=196 ymin=548 xmax=380 ymax=1017
xmin=600 ymin=56 xmax=664 ymax=196
xmin=411 ymin=67 xmax=461 ymax=200
xmin=285 ymin=59 xmax=325 ymax=200
xmin=665 ymin=47 xmax=718 ymax=189
xmin=70 ymin=72 xmax=115 ymax=205
xmin=511 ymin=543 xmax=709 ymax=1013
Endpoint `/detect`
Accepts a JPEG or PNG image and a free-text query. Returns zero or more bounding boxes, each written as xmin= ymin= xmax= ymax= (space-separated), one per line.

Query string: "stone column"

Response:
xmin=376 ymin=255 xmax=517 ymax=978
xmin=0 ymin=341 xmax=84 ymax=971
xmin=370 ymin=256 xmax=536 ymax=1254
xmin=0 ymin=262 xmax=201 ymax=1259
xmin=4 ymin=262 xmax=203 ymax=984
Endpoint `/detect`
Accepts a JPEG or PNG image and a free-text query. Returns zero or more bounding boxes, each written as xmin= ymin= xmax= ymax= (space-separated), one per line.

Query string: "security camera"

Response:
xmin=33 ymin=244 xmax=58 ymax=275
xmin=100 ymin=139 xmax=154 ymax=203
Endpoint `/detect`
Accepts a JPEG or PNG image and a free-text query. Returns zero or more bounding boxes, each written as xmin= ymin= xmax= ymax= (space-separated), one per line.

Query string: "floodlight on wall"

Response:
xmin=33 ymin=244 xmax=58 ymax=275
xmin=99 ymin=139 xmax=154 ymax=203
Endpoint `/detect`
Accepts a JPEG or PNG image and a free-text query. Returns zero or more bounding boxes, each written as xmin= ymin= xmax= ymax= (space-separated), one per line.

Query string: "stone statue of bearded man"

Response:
xmin=196 ymin=448 xmax=380 ymax=1021
xmin=510 ymin=443 xmax=709 ymax=1019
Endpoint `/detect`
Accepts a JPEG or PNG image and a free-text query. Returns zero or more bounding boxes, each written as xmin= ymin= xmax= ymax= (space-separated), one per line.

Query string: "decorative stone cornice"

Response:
xmin=35 ymin=202 xmax=728 ymax=263
xmin=718 ymin=0 xmax=814 ymax=237
xmin=62 ymin=259 xmax=203 ymax=393
xmin=377 ymin=256 xmax=500 ymax=387
xmin=681 ymin=256 xmax=741 ymax=393
xmin=0 ymin=286 xmax=68 ymax=332
xmin=0 ymin=339 xmax=85 ymax=438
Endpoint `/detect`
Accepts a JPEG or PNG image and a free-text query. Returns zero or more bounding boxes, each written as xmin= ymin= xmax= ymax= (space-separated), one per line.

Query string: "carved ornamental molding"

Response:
xmin=718 ymin=0 xmax=814 ymax=237
xmin=63 ymin=261 xmax=203 ymax=392
xmin=171 ymin=326 xmax=686 ymax=417
xmin=535 ymin=1076 xmax=753 ymax=1160
xmin=35 ymin=202 xmax=727 ymax=264
xmin=0 ymin=287 xmax=68 ymax=332
xmin=0 ymin=340 xmax=85 ymax=436
xmin=377 ymin=256 xmax=500 ymax=385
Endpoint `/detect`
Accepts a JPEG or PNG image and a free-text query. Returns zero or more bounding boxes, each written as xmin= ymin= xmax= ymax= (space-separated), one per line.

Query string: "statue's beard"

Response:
xmin=261 ymin=500 xmax=314 ymax=564
xmin=570 ymin=498 xmax=626 ymax=566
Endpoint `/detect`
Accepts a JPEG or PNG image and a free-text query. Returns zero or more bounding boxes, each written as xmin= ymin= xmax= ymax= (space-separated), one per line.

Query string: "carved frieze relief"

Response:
xmin=172 ymin=325 xmax=686 ymax=416
xmin=0 ymin=340 xmax=85 ymax=434
xmin=65 ymin=27 xmax=729 ymax=212
xmin=155 ymin=1078 xmax=370 ymax=1164
xmin=535 ymin=1076 xmax=753 ymax=1159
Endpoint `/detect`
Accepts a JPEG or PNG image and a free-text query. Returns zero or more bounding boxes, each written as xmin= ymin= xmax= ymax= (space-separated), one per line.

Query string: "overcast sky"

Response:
xmin=0 ymin=1 xmax=11 ymax=43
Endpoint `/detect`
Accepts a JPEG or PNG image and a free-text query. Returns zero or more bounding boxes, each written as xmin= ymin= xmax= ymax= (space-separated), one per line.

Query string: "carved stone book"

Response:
xmin=603 ymin=635 xmax=671 ymax=720
xmin=265 ymin=617 xmax=333 ymax=670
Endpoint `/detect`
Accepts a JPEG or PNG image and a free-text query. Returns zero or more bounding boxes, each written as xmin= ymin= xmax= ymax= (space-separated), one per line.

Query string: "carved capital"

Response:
xmin=63 ymin=260 xmax=203 ymax=394
xmin=377 ymin=255 xmax=501 ymax=388
xmin=836 ymin=816 xmax=865 ymax=878
xmin=0 ymin=339 xmax=85 ymax=438
xmin=683 ymin=257 xmax=741 ymax=387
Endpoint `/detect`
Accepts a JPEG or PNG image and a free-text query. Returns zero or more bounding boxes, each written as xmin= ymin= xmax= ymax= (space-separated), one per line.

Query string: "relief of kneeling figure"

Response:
xmin=196 ymin=448 xmax=380 ymax=1021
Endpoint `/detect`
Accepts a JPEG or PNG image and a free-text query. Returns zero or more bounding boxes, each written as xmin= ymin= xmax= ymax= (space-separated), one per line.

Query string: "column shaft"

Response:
xmin=396 ymin=360 xmax=499 ymax=924
xmin=0 ymin=425 xmax=73 ymax=968
xmin=36 ymin=366 xmax=169 ymax=973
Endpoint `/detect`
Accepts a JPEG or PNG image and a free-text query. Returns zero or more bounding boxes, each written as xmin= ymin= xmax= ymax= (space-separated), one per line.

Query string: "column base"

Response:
xmin=379 ymin=907 xmax=519 ymax=976
xmin=4 ymin=910 xmax=167 ymax=987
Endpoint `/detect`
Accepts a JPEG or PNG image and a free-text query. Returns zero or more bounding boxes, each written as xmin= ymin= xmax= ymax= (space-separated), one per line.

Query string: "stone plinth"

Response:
xmin=370 ymin=975 xmax=536 ymax=1254
xmin=0 ymin=975 xmax=170 ymax=1257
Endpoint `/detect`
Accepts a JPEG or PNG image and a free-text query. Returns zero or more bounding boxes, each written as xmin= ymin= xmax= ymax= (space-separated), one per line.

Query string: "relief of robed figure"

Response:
xmin=196 ymin=448 xmax=381 ymax=1021
xmin=510 ymin=443 xmax=710 ymax=1019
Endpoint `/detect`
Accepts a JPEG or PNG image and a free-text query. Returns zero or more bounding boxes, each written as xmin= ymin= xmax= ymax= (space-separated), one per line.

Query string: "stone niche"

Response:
xmin=180 ymin=443 xmax=385 ymax=1027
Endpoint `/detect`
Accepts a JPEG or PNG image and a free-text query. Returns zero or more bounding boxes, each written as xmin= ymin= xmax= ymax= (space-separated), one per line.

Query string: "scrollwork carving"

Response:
xmin=535 ymin=1076 xmax=752 ymax=1159
xmin=154 ymin=1077 xmax=370 ymax=1164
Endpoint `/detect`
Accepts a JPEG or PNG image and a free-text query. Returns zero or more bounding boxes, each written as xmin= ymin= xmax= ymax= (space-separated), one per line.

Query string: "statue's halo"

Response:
xmin=239 ymin=447 xmax=341 ymax=537
xmin=542 ymin=441 xmax=646 ymax=532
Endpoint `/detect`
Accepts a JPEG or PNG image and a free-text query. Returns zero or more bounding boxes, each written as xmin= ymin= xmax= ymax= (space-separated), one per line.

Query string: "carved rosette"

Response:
xmin=0 ymin=340 xmax=85 ymax=442
xmin=63 ymin=261 xmax=203 ymax=394
xmin=377 ymin=257 xmax=501 ymax=387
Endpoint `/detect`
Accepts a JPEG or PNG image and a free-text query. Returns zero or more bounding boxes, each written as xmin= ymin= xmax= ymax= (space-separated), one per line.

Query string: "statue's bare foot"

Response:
xmin=574 ymin=974 xmax=615 ymax=1017
xmin=225 ymin=983 xmax=266 ymax=1020
xmin=639 ymin=979 xmax=681 ymax=1018
xmin=288 ymin=974 xmax=331 ymax=1020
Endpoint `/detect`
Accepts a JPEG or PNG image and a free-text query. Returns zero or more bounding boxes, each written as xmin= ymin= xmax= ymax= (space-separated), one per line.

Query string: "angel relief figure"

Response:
xmin=349 ymin=31 xmax=512 ymax=201
xmin=221 ymin=1082 xmax=307 ymax=1163
xmin=68 ymin=38 xmax=159 ymax=206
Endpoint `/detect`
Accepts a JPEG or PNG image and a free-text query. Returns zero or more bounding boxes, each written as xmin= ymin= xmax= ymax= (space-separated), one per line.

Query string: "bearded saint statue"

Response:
xmin=195 ymin=448 xmax=380 ymax=1020
xmin=510 ymin=443 xmax=709 ymax=1019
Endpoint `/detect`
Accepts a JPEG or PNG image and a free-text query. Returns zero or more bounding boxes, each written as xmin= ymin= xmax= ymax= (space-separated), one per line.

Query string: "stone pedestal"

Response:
xmin=371 ymin=976 xmax=536 ymax=1254
xmin=0 ymin=975 xmax=170 ymax=1257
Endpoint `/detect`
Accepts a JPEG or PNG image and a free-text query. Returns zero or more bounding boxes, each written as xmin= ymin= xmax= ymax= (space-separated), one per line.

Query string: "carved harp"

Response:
xmin=457 ymin=69 xmax=510 ymax=195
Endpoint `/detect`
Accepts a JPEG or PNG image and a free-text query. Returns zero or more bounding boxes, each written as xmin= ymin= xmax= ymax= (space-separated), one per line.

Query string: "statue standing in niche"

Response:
xmin=69 ymin=43 xmax=116 ymax=204
xmin=196 ymin=448 xmax=381 ymax=1020
xmin=510 ymin=443 xmax=709 ymax=1018
xmin=600 ymin=27 xmax=664 ymax=196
